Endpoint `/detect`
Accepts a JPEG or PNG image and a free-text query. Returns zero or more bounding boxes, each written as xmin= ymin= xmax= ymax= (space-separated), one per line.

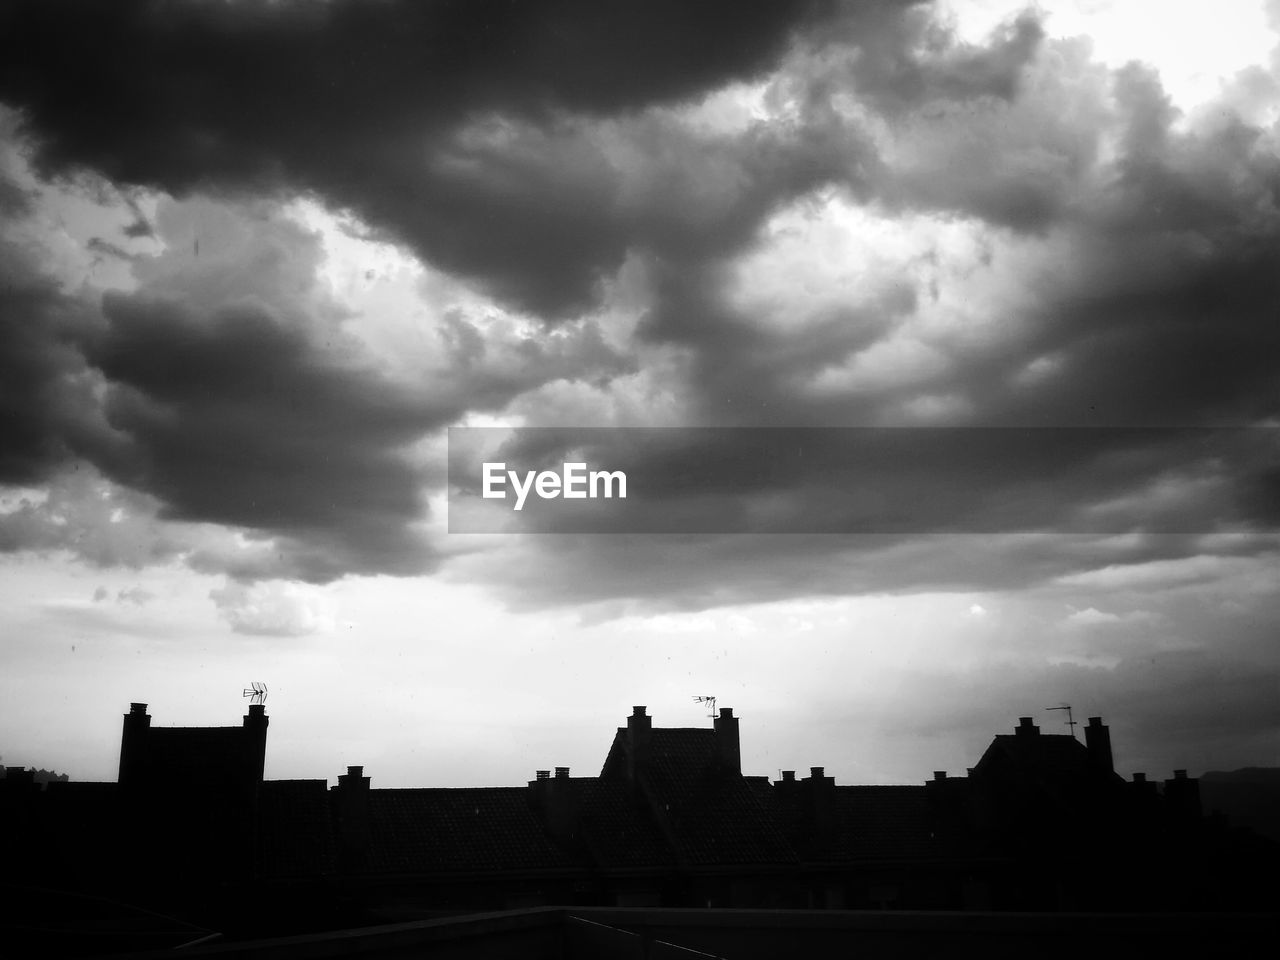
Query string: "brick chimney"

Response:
xmin=626 ymin=706 xmax=652 ymax=781
xmin=713 ymin=707 xmax=741 ymax=775
xmin=1015 ymin=716 xmax=1039 ymax=738
xmin=1129 ymin=772 xmax=1159 ymax=808
xmin=118 ymin=702 xmax=151 ymax=788
xmin=530 ymin=766 xmax=580 ymax=843
xmin=803 ymin=766 xmax=836 ymax=842
xmin=1163 ymin=769 xmax=1202 ymax=819
xmin=1084 ymin=717 xmax=1113 ymax=776
xmin=334 ymin=765 xmax=371 ymax=871
xmin=242 ymin=703 xmax=269 ymax=785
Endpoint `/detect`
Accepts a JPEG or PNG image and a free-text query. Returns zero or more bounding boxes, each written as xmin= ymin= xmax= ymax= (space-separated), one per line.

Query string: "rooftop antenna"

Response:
xmin=693 ymin=695 xmax=717 ymax=719
xmin=1046 ymin=703 xmax=1076 ymax=739
xmin=243 ymin=681 xmax=268 ymax=706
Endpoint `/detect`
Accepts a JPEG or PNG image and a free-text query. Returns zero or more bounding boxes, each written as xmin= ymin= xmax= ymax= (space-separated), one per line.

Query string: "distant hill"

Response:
xmin=1200 ymin=768 xmax=1280 ymax=843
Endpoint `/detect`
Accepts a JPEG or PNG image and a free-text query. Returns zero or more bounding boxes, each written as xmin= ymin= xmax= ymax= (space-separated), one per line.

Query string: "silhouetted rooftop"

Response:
xmin=258 ymin=779 xmax=336 ymax=880
xmin=361 ymin=787 xmax=575 ymax=875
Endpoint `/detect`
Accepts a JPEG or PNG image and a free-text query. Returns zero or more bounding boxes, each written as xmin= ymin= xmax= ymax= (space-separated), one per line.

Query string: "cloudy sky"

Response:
xmin=2 ymin=0 xmax=1279 ymax=789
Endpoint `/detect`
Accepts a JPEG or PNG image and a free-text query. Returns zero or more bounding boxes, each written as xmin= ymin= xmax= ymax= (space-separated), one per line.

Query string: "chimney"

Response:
xmin=243 ymin=703 xmax=269 ymax=785
xmin=530 ymin=767 xmax=579 ymax=842
xmin=804 ymin=766 xmax=836 ymax=842
xmin=119 ymin=702 xmax=151 ymax=788
xmin=1084 ymin=717 xmax=1113 ymax=776
xmin=713 ymin=707 xmax=741 ymax=775
xmin=626 ymin=706 xmax=652 ymax=781
xmin=1016 ymin=716 xmax=1039 ymax=737
xmin=1130 ymin=772 xmax=1158 ymax=802
xmin=334 ymin=765 xmax=371 ymax=871
xmin=1164 ymin=769 xmax=1202 ymax=819
xmin=933 ymin=771 xmax=947 ymax=782
xmin=780 ymin=770 xmax=796 ymax=782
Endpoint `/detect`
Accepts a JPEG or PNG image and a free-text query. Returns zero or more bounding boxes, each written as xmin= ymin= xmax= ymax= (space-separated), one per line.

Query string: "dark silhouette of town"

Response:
xmin=3 ymin=702 xmax=1278 ymax=957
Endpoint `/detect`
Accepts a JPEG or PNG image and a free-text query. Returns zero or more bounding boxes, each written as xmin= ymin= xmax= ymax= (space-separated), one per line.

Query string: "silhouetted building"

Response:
xmin=3 ymin=702 xmax=1277 ymax=950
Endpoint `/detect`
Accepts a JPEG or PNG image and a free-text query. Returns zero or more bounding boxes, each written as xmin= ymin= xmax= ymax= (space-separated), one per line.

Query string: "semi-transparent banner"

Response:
xmin=447 ymin=427 xmax=1280 ymax=534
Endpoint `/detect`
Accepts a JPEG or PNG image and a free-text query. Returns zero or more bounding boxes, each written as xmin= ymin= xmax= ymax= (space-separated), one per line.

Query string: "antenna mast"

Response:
xmin=1046 ymin=703 xmax=1076 ymax=738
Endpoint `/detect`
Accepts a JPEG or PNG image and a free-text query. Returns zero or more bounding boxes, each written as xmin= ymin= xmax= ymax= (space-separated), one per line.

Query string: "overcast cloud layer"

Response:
xmin=1 ymin=1 xmax=1279 ymax=778
xmin=2 ymin=0 xmax=1278 ymax=593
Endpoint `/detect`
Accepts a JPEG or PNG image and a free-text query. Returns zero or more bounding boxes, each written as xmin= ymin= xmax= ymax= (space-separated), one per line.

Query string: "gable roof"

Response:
xmin=975 ymin=733 xmax=1119 ymax=803
xmin=603 ymin=727 xmax=798 ymax=867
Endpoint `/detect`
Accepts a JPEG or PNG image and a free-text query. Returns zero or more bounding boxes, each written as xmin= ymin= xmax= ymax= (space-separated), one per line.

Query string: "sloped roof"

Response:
xmin=759 ymin=781 xmax=939 ymax=864
xmin=830 ymin=786 xmax=936 ymax=861
xmin=984 ymin=733 xmax=1091 ymax=775
xmin=977 ymin=733 xmax=1115 ymax=803
xmin=359 ymin=787 xmax=577 ymax=875
xmin=605 ymin=727 xmax=798 ymax=867
xmin=258 ymin=779 xmax=335 ymax=880
xmin=570 ymin=777 xmax=674 ymax=870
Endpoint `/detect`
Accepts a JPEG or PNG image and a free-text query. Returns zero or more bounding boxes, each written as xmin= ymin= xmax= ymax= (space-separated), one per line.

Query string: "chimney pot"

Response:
xmin=1174 ymin=769 xmax=1187 ymax=779
xmin=933 ymin=771 xmax=947 ymax=781
xmin=624 ymin=705 xmax=653 ymax=782
xmin=555 ymin=766 xmax=570 ymax=779
xmin=129 ymin=702 xmax=148 ymax=715
xmin=713 ymin=706 xmax=741 ymax=774
xmin=1084 ymin=715 xmax=1113 ymax=775
xmin=781 ymin=770 xmax=795 ymax=781
xmin=536 ymin=770 xmax=550 ymax=780
xmin=810 ymin=766 xmax=825 ymax=779
xmin=346 ymin=765 xmax=363 ymax=778
xmin=1016 ymin=717 xmax=1038 ymax=736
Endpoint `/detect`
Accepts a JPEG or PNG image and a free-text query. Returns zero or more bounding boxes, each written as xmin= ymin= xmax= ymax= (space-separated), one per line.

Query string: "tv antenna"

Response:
xmin=1046 ymin=703 xmax=1076 ymax=738
xmin=693 ymin=695 xmax=717 ymax=719
xmin=243 ymin=682 xmax=268 ymax=705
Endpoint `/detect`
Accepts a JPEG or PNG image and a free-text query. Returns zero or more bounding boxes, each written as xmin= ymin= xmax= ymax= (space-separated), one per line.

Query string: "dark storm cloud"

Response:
xmin=3 ymin=0 xmax=1279 ymax=604
xmin=0 ymin=191 xmax=633 ymax=580
xmin=451 ymin=427 xmax=1280 ymax=535
xmin=664 ymin=53 xmax=1280 ymax=431
xmin=805 ymin=1 xmax=1045 ymax=116
xmin=516 ymin=43 xmax=1280 ymax=603
xmin=0 ymin=0 xmax=832 ymax=318
xmin=0 ymin=241 xmax=108 ymax=484
xmin=87 ymin=292 xmax=446 ymax=580
xmin=448 ymin=530 xmax=1280 ymax=615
